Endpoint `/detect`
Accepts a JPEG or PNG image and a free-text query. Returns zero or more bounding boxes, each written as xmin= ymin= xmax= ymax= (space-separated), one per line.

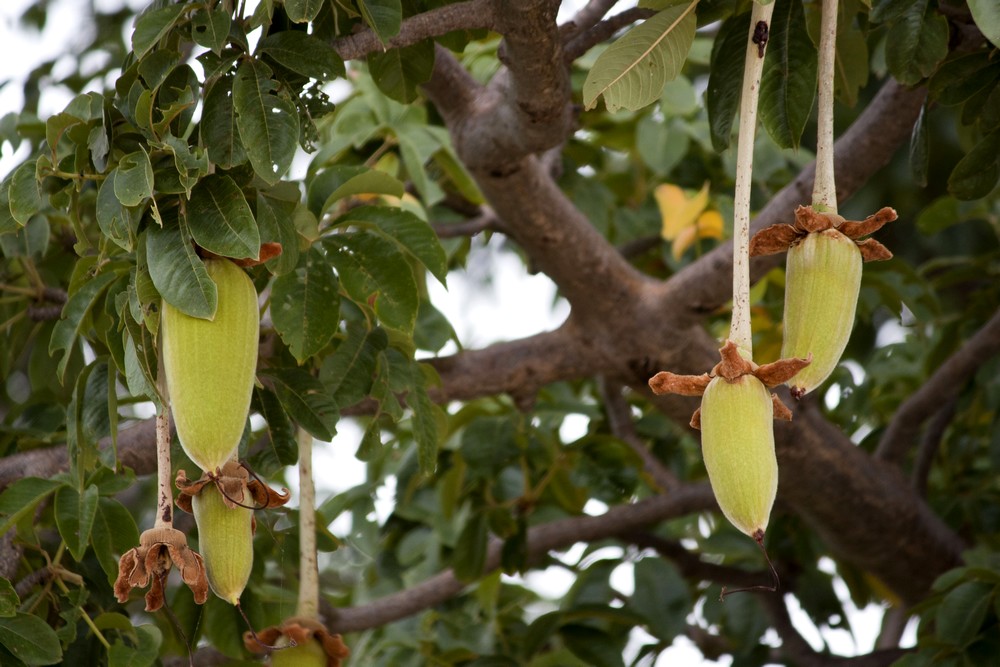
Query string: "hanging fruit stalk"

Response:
xmin=649 ymin=2 xmax=809 ymax=596
xmin=750 ymin=0 xmax=896 ymax=398
xmin=244 ymin=429 xmax=350 ymax=665
xmin=162 ymin=258 xmax=260 ymax=473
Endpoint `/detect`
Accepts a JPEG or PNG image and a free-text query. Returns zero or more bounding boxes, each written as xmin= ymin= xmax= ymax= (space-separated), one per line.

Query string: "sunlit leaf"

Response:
xmin=583 ymin=3 xmax=697 ymax=112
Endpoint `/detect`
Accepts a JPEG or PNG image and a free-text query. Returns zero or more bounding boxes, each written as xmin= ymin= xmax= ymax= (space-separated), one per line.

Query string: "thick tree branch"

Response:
xmin=331 ymin=0 xmax=497 ymax=61
xmin=876 ymin=307 xmax=1000 ymax=462
xmin=324 ymin=483 xmax=716 ymax=633
xmin=564 ymin=8 xmax=655 ymax=61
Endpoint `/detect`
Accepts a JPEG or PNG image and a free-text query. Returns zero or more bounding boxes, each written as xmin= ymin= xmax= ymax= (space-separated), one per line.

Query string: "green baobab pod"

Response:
xmin=781 ymin=228 xmax=862 ymax=398
xmin=162 ymin=258 xmax=259 ymax=472
xmin=700 ymin=373 xmax=777 ymax=538
xmin=192 ymin=482 xmax=253 ymax=605
xmin=270 ymin=638 xmax=326 ymax=667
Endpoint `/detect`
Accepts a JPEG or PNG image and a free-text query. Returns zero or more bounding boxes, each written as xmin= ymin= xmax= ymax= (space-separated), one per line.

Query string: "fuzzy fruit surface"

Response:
xmin=700 ymin=374 xmax=777 ymax=537
xmin=782 ymin=229 xmax=862 ymax=396
xmin=193 ymin=483 xmax=253 ymax=605
xmin=270 ymin=637 xmax=326 ymax=667
xmin=163 ymin=259 xmax=259 ymax=472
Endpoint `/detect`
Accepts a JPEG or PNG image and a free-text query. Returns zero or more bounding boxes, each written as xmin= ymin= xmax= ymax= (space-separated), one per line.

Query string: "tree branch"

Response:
xmin=323 ymin=483 xmax=716 ymax=633
xmin=876 ymin=307 xmax=1000 ymax=462
xmin=621 ymin=531 xmax=770 ymax=589
xmin=331 ymin=0 xmax=497 ymax=61
xmin=564 ymin=8 xmax=655 ymax=62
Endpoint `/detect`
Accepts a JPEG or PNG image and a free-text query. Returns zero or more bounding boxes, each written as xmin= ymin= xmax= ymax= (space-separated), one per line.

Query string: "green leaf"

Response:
xmin=271 ymin=246 xmax=340 ymax=363
xmin=0 ymin=613 xmax=63 ymax=665
xmin=910 ymin=103 xmax=929 ymax=187
xmin=706 ymin=12 xmax=749 ymax=151
xmin=0 ymin=173 xmax=18 ymax=234
xmin=0 ymin=478 xmax=65 ymax=537
xmin=251 ymin=387 xmax=298 ymax=471
xmin=453 ymin=512 xmax=489 ymax=583
xmin=631 ymin=558 xmax=689 ymax=642
xmin=582 ymin=3 xmax=697 ymax=112
xmin=929 ymin=52 xmax=1000 ymax=107
xmin=760 ymin=0 xmax=817 ymax=149
xmin=108 ymin=624 xmax=162 ymax=667
xmin=885 ymin=0 xmax=949 ymax=86
xmin=338 ymin=206 xmax=448 ymax=284
xmin=258 ymin=32 xmax=346 ymax=81
xmin=409 ymin=376 xmax=439 ymax=474
xmin=833 ymin=14 xmax=869 ymax=107
xmin=186 ymin=174 xmax=260 ymax=260
xmin=948 ymin=128 xmax=1000 ymax=200
xmin=325 ymin=231 xmax=419 ymax=334
xmin=320 ymin=321 xmax=387 ymax=406
xmin=145 ymin=221 xmax=218 ymax=318
xmin=96 ymin=170 xmax=141 ymax=251
xmin=54 ymin=484 xmax=100 ymax=562
xmin=307 ymin=165 xmax=405 ymax=216
xmin=559 ymin=624 xmax=625 ymax=667
xmin=871 ymin=0 xmax=917 ymax=24
xmin=0 ymin=579 xmax=16 ymax=617
xmin=90 ymin=498 xmax=140 ymax=585
xmin=368 ymin=41 xmax=435 ymax=104
xmin=969 ymin=0 xmax=1000 ymax=49
xmin=358 ymin=0 xmax=403 ymax=44
xmin=131 ymin=3 xmax=187 ymax=59
xmin=285 ymin=0 xmax=326 ymax=23
xmin=936 ymin=581 xmax=994 ymax=646
xmin=260 ymin=368 xmax=339 ymax=441
xmin=114 ymin=149 xmax=154 ymax=207
xmin=233 ymin=58 xmax=299 ymax=185
xmin=8 ymin=160 xmax=40 ymax=225
xmin=191 ymin=8 xmax=231 ymax=54
xmin=256 ymin=191 xmax=300 ymax=275
xmin=201 ymin=75 xmax=247 ymax=170
xmin=49 ymin=271 xmax=119 ymax=382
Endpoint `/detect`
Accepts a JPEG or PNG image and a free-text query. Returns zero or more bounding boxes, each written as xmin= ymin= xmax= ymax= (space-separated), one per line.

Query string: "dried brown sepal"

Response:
xmin=748 ymin=223 xmax=801 ymax=256
xmin=856 ymin=238 xmax=893 ymax=262
xmin=114 ymin=527 xmax=209 ymax=611
xmin=755 ymin=354 xmax=812 ymax=387
xmin=712 ymin=340 xmax=755 ymax=381
xmin=648 ymin=340 xmax=810 ymax=426
xmin=837 ymin=207 xmax=897 ymax=239
xmin=176 ymin=460 xmax=288 ymax=513
xmin=750 ymin=205 xmax=895 ymax=262
xmin=649 ymin=371 xmax=711 ymax=396
xmin=247 ymin=476 xmax=291 ymax=509
xmin=244 ymin=617 xmax=350 ymax=667
xmin=771 ymin=394 xmax=793 ymax=421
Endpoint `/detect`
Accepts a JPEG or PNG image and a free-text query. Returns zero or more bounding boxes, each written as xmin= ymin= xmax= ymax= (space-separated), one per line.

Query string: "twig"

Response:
xmin=432 ymin=209 xmax=502 ymax=238
xmin=324 ymin=483 xmax=716 ymax=633
xmin=912 ymin=399 xmax=957 ymax=497
xmin=563 ymin=8 xmax=656 ymax=62
xmin=597 ymin=377 xmax=678 ymax=492
xmin=561 ymin=0 xmax=620 ymax=40
xmin=621 ymin=531 xmax=769 ymax=589
xmin=332 ymin=0 xmax=497 ymax=61
xmin=730 ymin=0 xmax=776 ymax=354
xmin=876 ymin=308 xmax=1000 ymax=462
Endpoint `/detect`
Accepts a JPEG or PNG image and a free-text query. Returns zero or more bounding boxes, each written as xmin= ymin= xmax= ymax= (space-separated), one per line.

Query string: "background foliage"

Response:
xmin=0 ymin=0 xmax=999 ymax=665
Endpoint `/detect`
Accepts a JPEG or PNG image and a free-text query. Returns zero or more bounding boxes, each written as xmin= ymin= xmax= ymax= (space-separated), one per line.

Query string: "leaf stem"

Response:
xmin=812 ymin=0 xmax=839 ymax=213
xmin=296 ymin=427 xmax=319 ymax=620
xmin=731 ymin=0 xmax=776 ymax=355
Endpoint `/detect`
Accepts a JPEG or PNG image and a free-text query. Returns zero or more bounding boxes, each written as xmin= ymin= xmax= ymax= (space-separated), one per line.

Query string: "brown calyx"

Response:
xmin=176 ymin=460 xmax=290 ymax=518
xmin=244 ymin=617 xmax=350 ymax=667
xmin=114 ymin=526 xmax=209 ymax=611
xmin=749 ymin=205 xmax=896 ymax=261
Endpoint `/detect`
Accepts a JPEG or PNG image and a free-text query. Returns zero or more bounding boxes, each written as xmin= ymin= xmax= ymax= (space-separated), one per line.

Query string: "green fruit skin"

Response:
xmin=192 ymin=483 xmax=253 ymax=605
xmin=270 ymin=638 xmax=326 ymax=667
xmin=700 ymin=374 xmax=777 ymax=537
xmin=163 ymin=259 xmax=259 ymax=472
xmin=781 ymin=229 xmax=862 ymax=396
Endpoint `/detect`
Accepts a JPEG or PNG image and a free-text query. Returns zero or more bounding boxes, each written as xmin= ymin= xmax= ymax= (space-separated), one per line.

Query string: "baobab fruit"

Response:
xmin=781 ymin=226 xmax=862 ymax=398
xmin=270 ymin=637 xmax=326 ymax=667
xmin=700 ymin=372 xmax=777 ymax=539
xmin=162 ymin=258 xmax=259 ymax=472
xmin=192 ymin=482 xmax=253 ymax=605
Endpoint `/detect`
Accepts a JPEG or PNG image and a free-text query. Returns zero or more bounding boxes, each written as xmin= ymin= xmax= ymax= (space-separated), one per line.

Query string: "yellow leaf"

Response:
xmin=671 ymin=209 xmax=724 ymax=259
xmin=655 ymin=182 xmax=710 ymax=241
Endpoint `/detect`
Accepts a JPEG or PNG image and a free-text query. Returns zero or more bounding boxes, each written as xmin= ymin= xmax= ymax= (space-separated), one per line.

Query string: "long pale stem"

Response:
xmin=154 ymin=353 xmax=172 ymax=529
xmin=296 ymin=427 xmax=319 ymax=619
xmin=731 ymin=0 xmax=776 ymax=355
xmin=813 ymin=0 xmax=839 ymax=213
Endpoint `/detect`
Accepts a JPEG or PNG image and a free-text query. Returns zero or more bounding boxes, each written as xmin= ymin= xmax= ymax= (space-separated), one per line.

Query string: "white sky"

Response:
xmin=0 ymin=1 xmax=915 ymax=664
